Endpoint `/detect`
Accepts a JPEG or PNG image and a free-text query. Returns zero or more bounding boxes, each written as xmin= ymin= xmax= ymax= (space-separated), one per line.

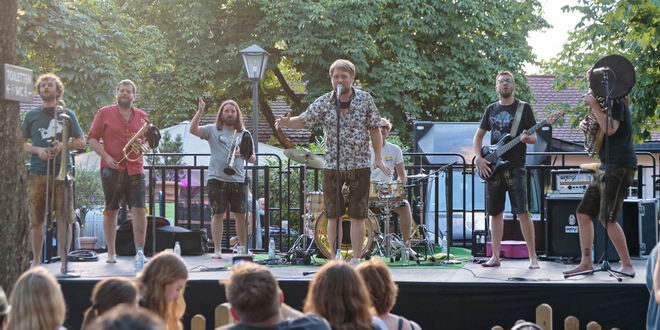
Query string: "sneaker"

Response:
xmin=106 ymin=255 xmax=117 ymax=264
xmin=212 ymin=252 xmax=223 ymax=259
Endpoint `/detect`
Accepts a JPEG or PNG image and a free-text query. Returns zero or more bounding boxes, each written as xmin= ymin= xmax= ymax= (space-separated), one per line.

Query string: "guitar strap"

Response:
xmin=510 ymin=100 xmax=526 ymax=138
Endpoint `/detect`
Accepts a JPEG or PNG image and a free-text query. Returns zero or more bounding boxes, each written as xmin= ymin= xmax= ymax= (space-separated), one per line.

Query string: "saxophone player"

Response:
xmin=23 ymin=74 xmax=85 ymax=269
xmin=563 ymin=69 xmax=636 ymax=276
xmin=190 ymin=98 xmax=255 ymax=259
xmin=88 ymin=80 xmax=149 ymax=263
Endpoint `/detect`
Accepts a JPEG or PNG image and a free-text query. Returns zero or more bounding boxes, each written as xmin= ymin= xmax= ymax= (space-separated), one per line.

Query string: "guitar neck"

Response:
xmin=496 ymin=119 xmax=547 ymax=156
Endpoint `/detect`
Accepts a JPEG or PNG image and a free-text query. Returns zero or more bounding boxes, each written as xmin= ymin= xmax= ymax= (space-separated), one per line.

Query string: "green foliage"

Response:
xmin=74 ymin=167 xmax=104 ymax=219
xmin=18 ymin=0 xmax=548 ymax=140
xmin=542 ymin=0 xmax=659 ymax=141
xmin=147 ymin=132 xmax=184 ymax=166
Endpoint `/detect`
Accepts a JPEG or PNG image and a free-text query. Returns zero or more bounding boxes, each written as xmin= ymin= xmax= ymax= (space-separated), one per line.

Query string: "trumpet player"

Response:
xmin=23 ymin=74 xmax=85 ymax=269
xmin=88 ymin=79 xmax=149 ymax=263
xmin=190 ymin=98 xmax=255 ymax=259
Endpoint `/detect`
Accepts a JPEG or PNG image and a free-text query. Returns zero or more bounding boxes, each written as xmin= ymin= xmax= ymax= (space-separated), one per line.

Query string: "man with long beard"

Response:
xmin=89 ymin=80 xmax=149 ymax=263
xmin=23 ymin=73 xmax=85 ymax=269
xmin=190 ymin=98 xmax=255 ymax=258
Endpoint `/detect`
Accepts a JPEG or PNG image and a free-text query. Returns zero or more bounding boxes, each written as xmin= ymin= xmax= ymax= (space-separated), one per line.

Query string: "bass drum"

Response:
xmin=314 ymin=210 xmax=379 ymax=259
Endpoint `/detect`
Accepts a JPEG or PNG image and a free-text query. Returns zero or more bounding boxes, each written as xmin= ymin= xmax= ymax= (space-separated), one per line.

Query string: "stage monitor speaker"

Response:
xmin=116 ymin=216 xmax=208 ymax=256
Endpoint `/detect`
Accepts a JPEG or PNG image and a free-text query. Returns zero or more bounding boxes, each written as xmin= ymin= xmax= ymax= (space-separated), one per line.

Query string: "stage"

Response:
xmin=45 ymin=253 xmax=650 ymax=330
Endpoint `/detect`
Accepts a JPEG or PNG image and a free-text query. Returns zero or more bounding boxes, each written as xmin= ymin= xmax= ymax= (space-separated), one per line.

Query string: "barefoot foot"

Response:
xmin=562 ymin=263 xmax=594 ymax=275
xmin=481 ymin=257 xmax=501 ymax=267
xmin=528 ymin=260 xmax=540 ymax=270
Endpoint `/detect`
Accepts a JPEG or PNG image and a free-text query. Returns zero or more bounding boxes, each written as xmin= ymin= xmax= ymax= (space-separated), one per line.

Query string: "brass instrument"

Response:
xmin=55 ymin=100 xmax=72 ymax=182
xmin=223 ymin=130 xmax=241 ymax=175
xmin=313 ymin=212 xmax=379 ymax=259
xmin=583 ymin=91 xmax=605 ymax=157
xmin=118 ymin=120 xmax=152 ymax=163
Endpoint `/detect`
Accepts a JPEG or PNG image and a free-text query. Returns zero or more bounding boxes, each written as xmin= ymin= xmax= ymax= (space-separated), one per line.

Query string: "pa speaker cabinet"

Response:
xmin=622 ymin=199 xmax=658 ymax=257
xmin=545 ymin=195 xmax=582 ymax=258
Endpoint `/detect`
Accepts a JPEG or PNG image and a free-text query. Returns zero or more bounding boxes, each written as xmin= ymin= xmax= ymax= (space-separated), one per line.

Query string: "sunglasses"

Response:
xmin=497 ymin=78 xmax=513 ymax=84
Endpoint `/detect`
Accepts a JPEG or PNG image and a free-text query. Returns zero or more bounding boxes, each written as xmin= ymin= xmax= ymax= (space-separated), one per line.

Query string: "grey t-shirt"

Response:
xmin=201 ymin=125 xmax=248 ymax=183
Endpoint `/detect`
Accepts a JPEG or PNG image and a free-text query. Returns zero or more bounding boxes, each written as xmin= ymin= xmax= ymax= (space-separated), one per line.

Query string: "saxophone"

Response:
xmin=583 ymin=91 xmax=606 ymax=157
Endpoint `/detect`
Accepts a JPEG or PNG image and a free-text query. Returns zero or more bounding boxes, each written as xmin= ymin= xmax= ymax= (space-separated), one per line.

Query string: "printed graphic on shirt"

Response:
xmin=490 ymin=111 xmax=513 ymax=142
xmin=37 ymin=119 xmax=62 ymax=143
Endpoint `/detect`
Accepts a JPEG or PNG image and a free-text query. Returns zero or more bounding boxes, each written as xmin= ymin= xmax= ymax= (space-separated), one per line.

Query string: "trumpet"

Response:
xmin=223 ymin=130 xmax=241 ymax=175
xmin=118 ymin=119 xmax=152 ymax=163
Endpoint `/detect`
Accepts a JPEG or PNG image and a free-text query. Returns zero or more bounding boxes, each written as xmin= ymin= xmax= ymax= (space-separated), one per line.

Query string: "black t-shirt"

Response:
xmin=220 ymin=314 xmax=330 ymax=330
xmin=479 ymin=99 xmax=536 ymax=168
xmin=598 ymin=99 xmax=637 ymax=169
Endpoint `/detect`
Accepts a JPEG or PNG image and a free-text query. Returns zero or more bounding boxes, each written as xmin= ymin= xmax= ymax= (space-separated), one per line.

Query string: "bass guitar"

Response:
xmin=477 ymin=109 xmax=564 ymax=181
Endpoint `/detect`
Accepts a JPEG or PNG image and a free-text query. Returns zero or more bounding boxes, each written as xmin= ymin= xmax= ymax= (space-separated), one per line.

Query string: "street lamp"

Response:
xmin=239 ymin=44 xmax=270 ymax=156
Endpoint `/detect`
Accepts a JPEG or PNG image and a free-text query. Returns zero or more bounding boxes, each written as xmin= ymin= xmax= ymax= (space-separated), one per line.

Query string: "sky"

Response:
xmin=524 ymin=0 xmax=584 ymax=74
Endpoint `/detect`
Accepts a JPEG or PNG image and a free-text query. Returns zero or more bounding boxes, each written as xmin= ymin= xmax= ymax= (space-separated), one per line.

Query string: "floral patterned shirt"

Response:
xmin=299 ymin=88 xmax=381 ymax=170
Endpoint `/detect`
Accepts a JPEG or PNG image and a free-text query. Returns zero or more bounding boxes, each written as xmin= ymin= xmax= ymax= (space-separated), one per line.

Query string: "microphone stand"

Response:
xmin=334 ymin=86 xmax=343 ymax=260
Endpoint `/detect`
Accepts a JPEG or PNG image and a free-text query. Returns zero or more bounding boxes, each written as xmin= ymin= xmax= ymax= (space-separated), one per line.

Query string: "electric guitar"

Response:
xmin=477 ymin=109 xmax=564 ymax=181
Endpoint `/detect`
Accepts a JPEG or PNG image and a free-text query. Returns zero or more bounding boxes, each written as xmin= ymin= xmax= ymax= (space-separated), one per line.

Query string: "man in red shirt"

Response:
xmin=88 ymin=80 xmax=149 ymax=263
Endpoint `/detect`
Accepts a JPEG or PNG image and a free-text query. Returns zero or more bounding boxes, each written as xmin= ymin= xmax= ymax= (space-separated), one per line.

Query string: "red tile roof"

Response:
xmin=528 ymin=74 xmax=660 ymax=143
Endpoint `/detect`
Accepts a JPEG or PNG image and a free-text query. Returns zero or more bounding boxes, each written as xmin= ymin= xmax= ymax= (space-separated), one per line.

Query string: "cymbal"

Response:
xmin=408 ymin=173 xmax=429 ymax=179
xmin=284 ymin=149 xmax=324 ymax=168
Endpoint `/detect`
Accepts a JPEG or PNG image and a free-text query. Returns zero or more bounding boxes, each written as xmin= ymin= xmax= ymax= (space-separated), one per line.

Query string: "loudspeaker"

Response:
xmin=116 ymin=216 xmax=208 ymax=256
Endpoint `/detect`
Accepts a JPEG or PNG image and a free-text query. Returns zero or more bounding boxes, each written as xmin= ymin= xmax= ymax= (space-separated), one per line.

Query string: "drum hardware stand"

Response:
xmin=374 ymin=198 xmax=402 ymax=261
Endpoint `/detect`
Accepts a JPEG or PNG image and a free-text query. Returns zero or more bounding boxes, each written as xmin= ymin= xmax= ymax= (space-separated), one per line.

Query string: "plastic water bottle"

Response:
xmin=335 ymin=249 xmax=343 ymax=260
xmin=441 ymin=236 xmax=448 ymax=253
xmin=174 ymin=241 xmax=181 ymax=256
xmin=135 ymin=248 xmax=145 ymax=273
xmin=401 ymin=248 xmax=410 ymax=266
xmin=268 ymin=238 xmax=276 ymax=259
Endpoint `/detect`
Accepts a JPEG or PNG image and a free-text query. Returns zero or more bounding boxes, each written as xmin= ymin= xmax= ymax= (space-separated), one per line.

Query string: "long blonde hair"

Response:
xmin=304 ymin=260 xmax=373 ymax=330
xmin=136 ymin=252 xmax=188 ymax=330
xmin=7 ymin=267 xmax=66 ymax=330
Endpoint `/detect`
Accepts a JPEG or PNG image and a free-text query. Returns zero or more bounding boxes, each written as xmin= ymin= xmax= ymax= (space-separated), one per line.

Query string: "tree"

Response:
xmin=543 ymin=0 xmax=659 ymax=140
xmin=0 ymin=0 xmax=31 ymax=292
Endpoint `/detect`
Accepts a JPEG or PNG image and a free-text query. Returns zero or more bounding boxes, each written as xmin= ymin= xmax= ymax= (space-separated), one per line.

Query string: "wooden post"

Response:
xmin=191 ymin=314 xmax=206 ymax=330
xmin=586 ymin=321 xmax=602 ymax=330
xmin=535 ymin=303 xmax=552 ymax=330
xmin=564 ymin=316 xmax=579 ymax=330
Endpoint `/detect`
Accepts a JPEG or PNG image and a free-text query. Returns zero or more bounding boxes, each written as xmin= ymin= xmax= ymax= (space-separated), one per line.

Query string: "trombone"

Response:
xmin=223 ymin=129 xmax=241 ymax=175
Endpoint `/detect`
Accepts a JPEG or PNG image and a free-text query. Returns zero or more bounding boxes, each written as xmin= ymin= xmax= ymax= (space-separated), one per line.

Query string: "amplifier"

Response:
xmin=551 ymin=169 xmax=593 ymax=195
xmin=623 ymin=199 xmax=658 ymax=257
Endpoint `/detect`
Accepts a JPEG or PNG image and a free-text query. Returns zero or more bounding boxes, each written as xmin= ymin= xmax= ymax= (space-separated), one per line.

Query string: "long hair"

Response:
xmin=6 ymin=267 xmax=66 ymax=330
xmin=136 ymin=252 xmax=188 ymax=330
xmin=81 ymin=277 xmax=138 ymax=329
xmin=215 ymin=99 xmax=245 ymax=131
xmin=304 ymin=260 xmax=373 ymax=330
xmin=355 ymin=259 xmax=398 ymax=315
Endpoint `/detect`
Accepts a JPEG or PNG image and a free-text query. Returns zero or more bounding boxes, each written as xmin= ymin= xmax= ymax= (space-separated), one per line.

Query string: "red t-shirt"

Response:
xmin=88 ymin=104 xmax=149 ymax=175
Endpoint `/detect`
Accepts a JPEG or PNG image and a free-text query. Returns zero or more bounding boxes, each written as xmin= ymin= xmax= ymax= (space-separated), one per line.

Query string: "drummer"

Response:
xmin=370 ymin=118 xmax=413 ymax=248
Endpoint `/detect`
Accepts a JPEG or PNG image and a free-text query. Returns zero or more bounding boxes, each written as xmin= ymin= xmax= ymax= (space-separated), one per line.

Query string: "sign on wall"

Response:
xmin=1 ymin=64 xmax=33 ymax=102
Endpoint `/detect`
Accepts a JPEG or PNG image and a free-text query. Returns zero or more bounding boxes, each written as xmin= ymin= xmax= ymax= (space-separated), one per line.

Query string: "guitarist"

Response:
xmin=472 ymin=71 xmax=539 ymax=269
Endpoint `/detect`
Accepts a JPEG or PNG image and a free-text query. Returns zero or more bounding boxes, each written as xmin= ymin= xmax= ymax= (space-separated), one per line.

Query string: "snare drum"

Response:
xmin=307 ymin=191 xmax=324 ymax=217
xmin=369 ymin=181 xmax=404 ymax=202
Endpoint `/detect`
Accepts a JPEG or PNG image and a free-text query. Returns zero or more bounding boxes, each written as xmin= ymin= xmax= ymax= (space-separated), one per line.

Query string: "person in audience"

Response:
xmin=82 ymin=277 xmax=139 ymax=329
xmin=646 ymin=242 xmax=660 ymax=329
xmin=136 ymin=251 xmax=188 ymax=330
xmin=356 ymin=260 xmax=421 ymax=330
xmin=6 ymin=267 xmax=66 ymax=330
xmin=0 ymin=286 xmax=9 ymax=330
xmin=218 ymin=261 xmax=329 ymax=330
xmin=510 ymin=322 xmax=543 ymax=330
xmin=87 ymin=305 xmax=165 ymax=330
xmin=304 ymin=260 xmax=384 ymax=330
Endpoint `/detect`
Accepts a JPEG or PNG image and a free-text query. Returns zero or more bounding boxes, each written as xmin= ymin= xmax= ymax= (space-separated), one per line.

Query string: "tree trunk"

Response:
xmin=259 ymin=86 xmax=294 ymax=149
xmin=0 ymin=0 xmax=31 ymax=292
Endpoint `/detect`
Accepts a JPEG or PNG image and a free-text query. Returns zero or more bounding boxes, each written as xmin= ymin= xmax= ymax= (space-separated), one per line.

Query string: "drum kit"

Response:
xmin=285 ymin=149 xmax=436 ymax=262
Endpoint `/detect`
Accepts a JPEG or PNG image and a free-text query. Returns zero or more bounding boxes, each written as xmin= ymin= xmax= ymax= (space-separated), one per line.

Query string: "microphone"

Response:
xmin=335 ymin=84 xmax=343 ymax=105
xmin=592 ymin=66 xmax=611 ymax=76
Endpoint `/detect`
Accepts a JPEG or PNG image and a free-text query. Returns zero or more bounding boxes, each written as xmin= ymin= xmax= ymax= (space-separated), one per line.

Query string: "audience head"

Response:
xmin=355 ymin=259 xmax=398 ymax=316
xmin=87 ymin=305 xmax=165 ymax=330
xmin=304 ymin=260 xmax=373 ymax=330
xmin=511 ymin=322 xmax=543 ymax=330
xmin=0 ymin=286 xmax=9 ymax=330
xmin=82 ymin=277 xmax=139 ymax=329
xmin=136 ymin=251 xmax=188 ymax=330
xmin=6 ymin=267 xmax=66 ymax=330
xmin=223 ymin=261 xmax=281 ymax=325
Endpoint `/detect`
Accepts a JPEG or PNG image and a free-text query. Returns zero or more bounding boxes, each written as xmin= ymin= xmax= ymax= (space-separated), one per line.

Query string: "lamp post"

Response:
xmin=239 ymin=44 xmax=270 ymax=156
